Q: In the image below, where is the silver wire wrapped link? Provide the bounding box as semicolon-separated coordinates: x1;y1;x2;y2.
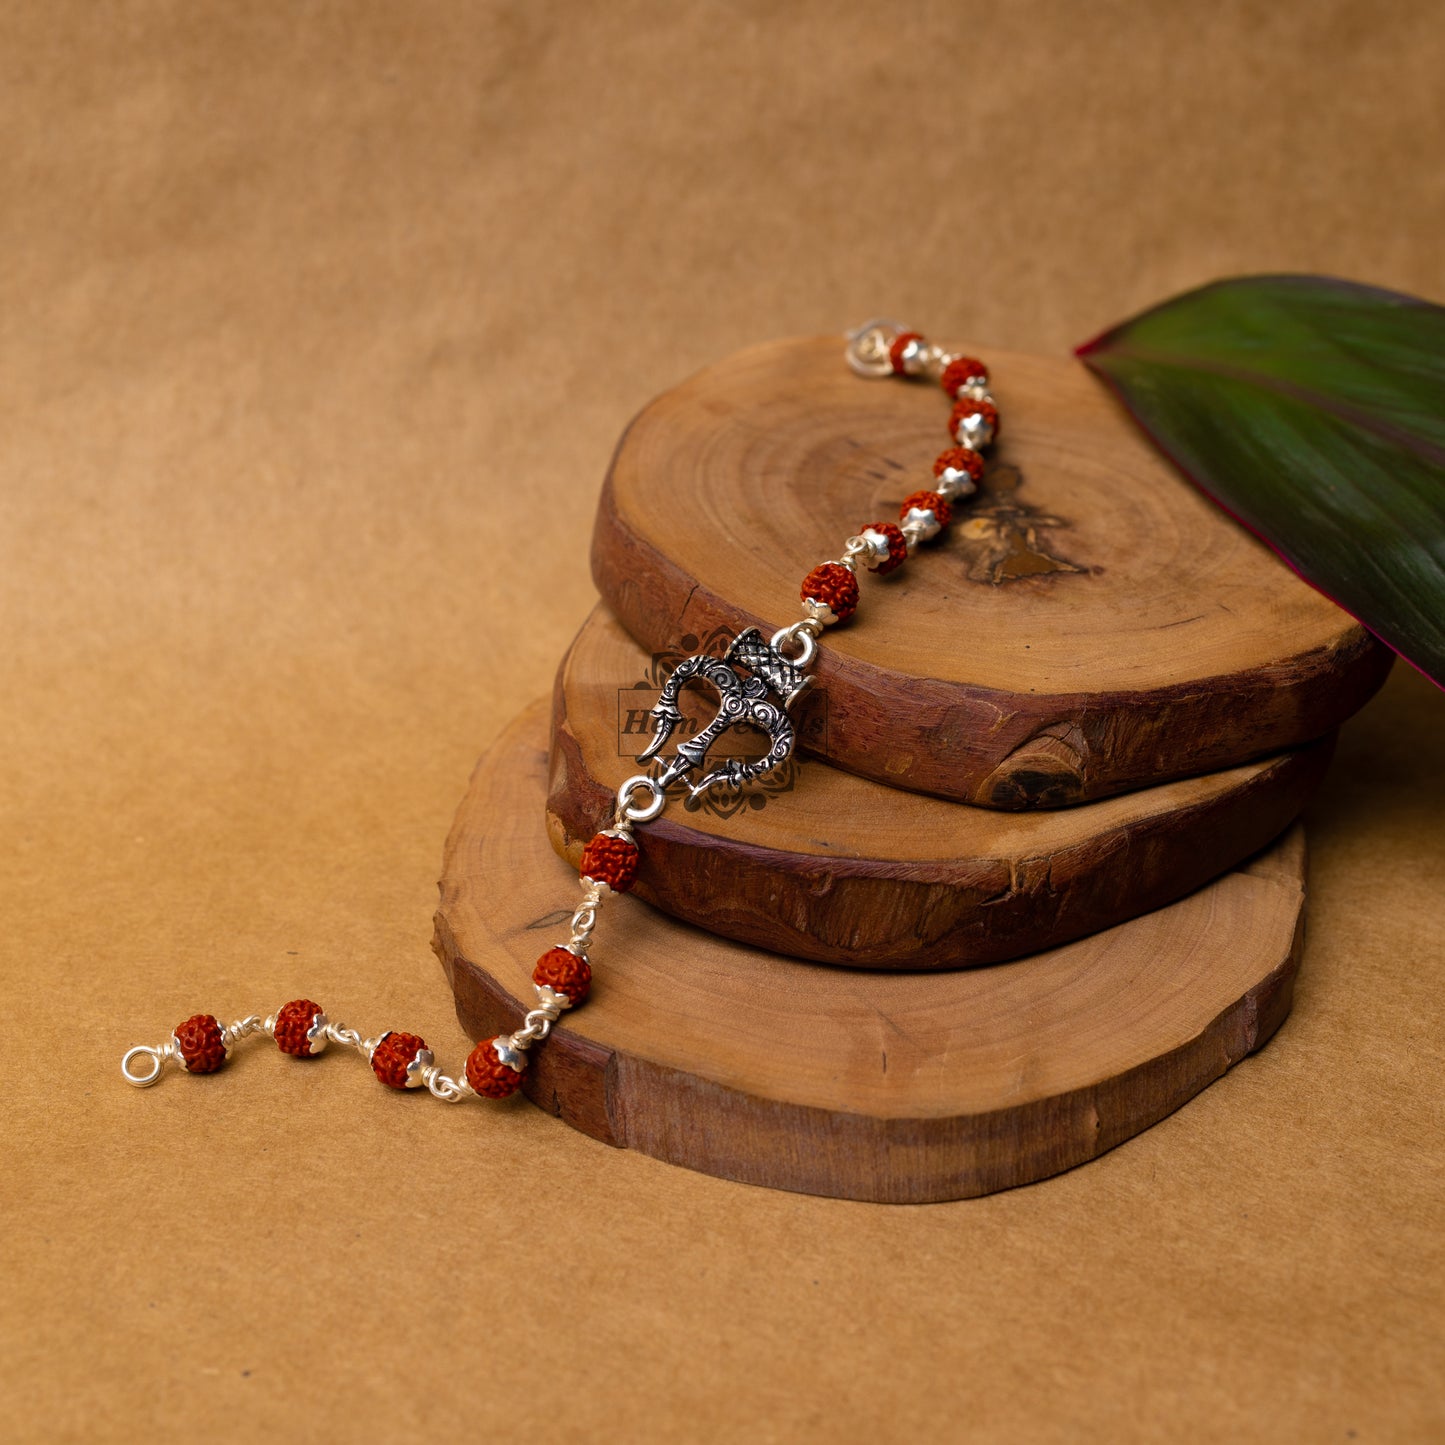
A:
569;878;606;950
615;775;665;825
510;991;569;1049
770;619;819;668
510;1015;552;1048
121;1039;177;1087
220;1014;271;1048
323;1023;369;1056
421;1065;467;1102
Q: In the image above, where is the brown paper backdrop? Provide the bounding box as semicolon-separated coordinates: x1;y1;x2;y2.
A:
3;3;1442;1440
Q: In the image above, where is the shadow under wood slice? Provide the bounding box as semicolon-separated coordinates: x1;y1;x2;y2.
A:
433;699;1308;1204
546;605;1330;970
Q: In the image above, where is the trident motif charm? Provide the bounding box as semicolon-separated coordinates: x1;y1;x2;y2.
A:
637;627;815;800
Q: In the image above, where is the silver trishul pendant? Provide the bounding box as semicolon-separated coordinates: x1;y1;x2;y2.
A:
637;627;813;800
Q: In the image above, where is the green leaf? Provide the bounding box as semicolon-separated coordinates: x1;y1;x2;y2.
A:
1077;275;1445;689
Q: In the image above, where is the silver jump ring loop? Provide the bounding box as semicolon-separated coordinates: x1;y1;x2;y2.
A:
844;318;906;377
769;622;818;668
121;1045;165;1088
615;773;666;824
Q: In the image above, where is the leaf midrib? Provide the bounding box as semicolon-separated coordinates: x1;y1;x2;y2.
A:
1099;344;1445;472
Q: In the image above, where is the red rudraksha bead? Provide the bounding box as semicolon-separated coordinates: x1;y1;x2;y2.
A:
859;521;908;574
274;998;326;1058
899;489;953;529
465;1037;526;1099
888;331;924;374
533;946;592;1005
940;356;989;398
800;562;860;624
950;397;1000;446
933;447;985;485
578;832;640;892
370;1030;429;1090
174;1014;228;1074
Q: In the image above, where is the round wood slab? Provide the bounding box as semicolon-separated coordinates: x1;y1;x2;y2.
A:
548;605;1330;969
591;334;1391;808
433;700;1308;1203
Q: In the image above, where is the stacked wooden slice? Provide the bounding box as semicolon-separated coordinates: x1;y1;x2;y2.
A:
435;336;1392;1202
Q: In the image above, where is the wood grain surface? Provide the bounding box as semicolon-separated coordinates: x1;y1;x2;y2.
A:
437;699;1308;1202
547;605;1331;968
592;335;1392;807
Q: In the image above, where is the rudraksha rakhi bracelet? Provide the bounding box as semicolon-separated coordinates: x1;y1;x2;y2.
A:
121;322;999;1103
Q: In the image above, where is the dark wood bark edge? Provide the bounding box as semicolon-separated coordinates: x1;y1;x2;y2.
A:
545;626;1331;968
430;704;1308;1204
434;892;1302;1204
591;445;1391;809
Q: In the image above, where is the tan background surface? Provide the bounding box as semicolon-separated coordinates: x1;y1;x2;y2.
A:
3;3;1442;1441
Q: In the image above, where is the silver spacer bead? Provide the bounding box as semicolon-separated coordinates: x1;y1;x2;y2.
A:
493;1036;529;1073
920;343;955;381
952;407;996;450
935;467;979;503
403;1046;435;1089
304;1010;330;1056
855;528;895;571
535;983;573;1012
896;334;931;377
904;505;942;539
801;594;838;627
900;508;940;549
